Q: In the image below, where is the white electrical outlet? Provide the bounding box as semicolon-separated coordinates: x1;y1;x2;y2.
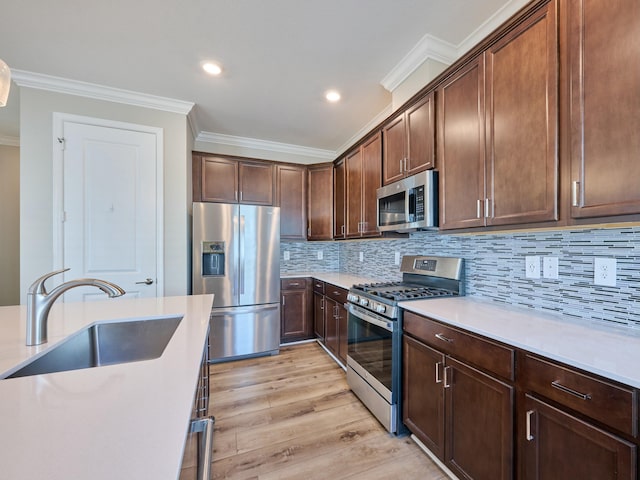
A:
359;252;364;262
394;252;401;265
543;257;559;279
594;257;616;287
525;256;541;279
317;250;323;260
283;251;290;261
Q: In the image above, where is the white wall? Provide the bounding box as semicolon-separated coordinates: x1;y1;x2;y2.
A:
0;144;20;305
19;88;190;302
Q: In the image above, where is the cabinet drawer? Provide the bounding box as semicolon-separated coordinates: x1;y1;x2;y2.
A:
403;311;514;381
325;284;348;304
520;354;637;437
312;279;325;294
281;278;308;290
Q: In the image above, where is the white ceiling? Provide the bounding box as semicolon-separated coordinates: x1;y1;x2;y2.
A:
0;0;529;155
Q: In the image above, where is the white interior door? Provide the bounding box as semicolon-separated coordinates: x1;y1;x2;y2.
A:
61;120;160;301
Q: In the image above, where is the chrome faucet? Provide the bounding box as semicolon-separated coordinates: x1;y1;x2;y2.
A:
26;268;126;346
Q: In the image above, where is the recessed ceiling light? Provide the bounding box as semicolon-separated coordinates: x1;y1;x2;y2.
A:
203;62;222;76
325;90;341;103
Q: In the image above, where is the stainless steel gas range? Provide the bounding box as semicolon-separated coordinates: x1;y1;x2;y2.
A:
346;255;464;434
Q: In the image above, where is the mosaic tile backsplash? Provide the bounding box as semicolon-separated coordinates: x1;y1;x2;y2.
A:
281;226;640;328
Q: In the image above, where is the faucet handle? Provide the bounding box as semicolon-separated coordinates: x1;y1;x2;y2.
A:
28;268;70;295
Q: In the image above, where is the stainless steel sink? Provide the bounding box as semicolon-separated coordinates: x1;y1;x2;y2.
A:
3;315;182;379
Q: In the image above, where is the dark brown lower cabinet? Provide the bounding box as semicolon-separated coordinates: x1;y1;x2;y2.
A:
313;290;325;341
445;357;513;480
522;394;636;479
320;283;348;366
280;278;312;343
403;334;513;480
324;297;339;356
403;335;445;459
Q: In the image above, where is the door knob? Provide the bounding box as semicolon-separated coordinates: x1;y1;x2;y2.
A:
135;278;154;285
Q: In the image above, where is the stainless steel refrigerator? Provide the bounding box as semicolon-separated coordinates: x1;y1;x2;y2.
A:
192;202;280;362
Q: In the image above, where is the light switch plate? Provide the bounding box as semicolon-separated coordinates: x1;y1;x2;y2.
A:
543;257;559;279
283;251;290;261
317;250;323;260
525;256;541;279
594;257;616;286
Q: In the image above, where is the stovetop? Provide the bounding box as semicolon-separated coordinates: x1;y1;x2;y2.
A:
347;256;464;319
352;281;458;301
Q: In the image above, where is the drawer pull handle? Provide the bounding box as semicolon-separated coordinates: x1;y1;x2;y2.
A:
289;282;300;286
435;362;442;384
526;410;535;441
551;381;592;400
435;333;453;343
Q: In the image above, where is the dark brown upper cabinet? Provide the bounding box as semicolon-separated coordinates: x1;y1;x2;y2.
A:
345;132;382;238
439;0;558;230
568;0;640;219
276;164;307;240
382;92;435;186
194;154;274;206
307;163;333;241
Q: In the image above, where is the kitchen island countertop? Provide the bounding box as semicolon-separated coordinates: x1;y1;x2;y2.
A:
0;294;213;480
401;297;640;389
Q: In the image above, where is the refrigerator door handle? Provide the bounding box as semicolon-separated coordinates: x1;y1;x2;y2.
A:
239;214;245;295
212;303;279;315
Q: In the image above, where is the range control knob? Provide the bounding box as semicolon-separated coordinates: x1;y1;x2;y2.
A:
375;304;386;314
359;298;369;307
347;293;358;303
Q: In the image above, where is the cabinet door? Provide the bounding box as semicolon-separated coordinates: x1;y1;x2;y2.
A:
239;161;274;205
438;56;487;230
382;114;406;185
485;1;558;225
313;291;325;341
337;302;348;366
277;165;306;239
308;164;333;240
445;356;513;480
522;394;636;480
201;156;238;203
324;297;339;357
333;159;346;239
569;0;640;218
403;335;446;459
360;132;382;237
406;92;436;175
345;147;363;238
281;290;306;342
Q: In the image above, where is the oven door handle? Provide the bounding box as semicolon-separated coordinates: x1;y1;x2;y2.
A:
347;303;393;332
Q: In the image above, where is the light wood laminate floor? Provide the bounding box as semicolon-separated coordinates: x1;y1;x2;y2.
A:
183;341;448;479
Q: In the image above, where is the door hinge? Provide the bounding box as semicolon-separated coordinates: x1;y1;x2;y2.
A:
57;137;65;150
60;211;67;223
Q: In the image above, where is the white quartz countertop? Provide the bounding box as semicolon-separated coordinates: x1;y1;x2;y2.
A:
281;272;380;290
0;294;214;480
400;297;640;389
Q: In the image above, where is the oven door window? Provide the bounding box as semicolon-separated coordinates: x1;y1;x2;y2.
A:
348;311;393;392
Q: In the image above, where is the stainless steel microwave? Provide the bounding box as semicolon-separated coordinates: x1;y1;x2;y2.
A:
376;170;438;232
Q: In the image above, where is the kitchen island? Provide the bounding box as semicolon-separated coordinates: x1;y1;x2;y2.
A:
0;294;213;480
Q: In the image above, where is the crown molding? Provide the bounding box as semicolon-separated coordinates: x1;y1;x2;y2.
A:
381;34;457;92
195;131;336;161
11;69;194;115
457;0;532;56
335;103;394;157
0;134;19;147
